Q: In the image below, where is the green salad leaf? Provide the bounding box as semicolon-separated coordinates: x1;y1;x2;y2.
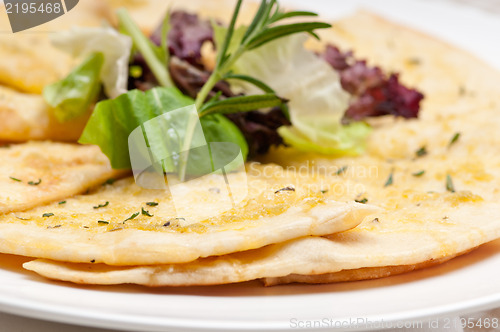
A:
200;114;248;160
43;52;103;123
79;87;193;169
79;87;248;174
278;121;371;156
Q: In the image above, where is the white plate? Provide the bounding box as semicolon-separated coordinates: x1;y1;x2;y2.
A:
2;0;500;331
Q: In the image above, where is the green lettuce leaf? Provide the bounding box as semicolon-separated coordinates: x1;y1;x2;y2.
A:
216;30;371;156
79;87;194;169
200;114;248;160
278;121;371;156
43;52;103;123
79;87;248;174
51;26;132;98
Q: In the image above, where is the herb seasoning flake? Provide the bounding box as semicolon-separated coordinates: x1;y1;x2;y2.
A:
275;186;295;194
141;207;153;217
415;146;428;158
28;179;42;186
123;212;139;223
449;133;461;147
336;166;348;175
384;172;394;187
355;198;368;204
93;201;109;209
446;174;456;193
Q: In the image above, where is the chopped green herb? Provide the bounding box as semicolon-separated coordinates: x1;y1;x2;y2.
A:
275;186;295;194
58;201;67;205
320;189;329;194
446;174;456;193
412;170;426;177
109;227;123;232
28;179;42;186
90;259;96;263
93;201;109;209
384;172;394;187
141;207;153;217
163;221;171;227
9;176;21;182
98;220;109;225
336;166;348;175
103;178;116;185
15;216;30;221
146;202;159;207
123;212;139;223
372;218;380;223
42;213;54;218
355;198;368;204
449;133;461;147
415;146;428;158
47;225;62;229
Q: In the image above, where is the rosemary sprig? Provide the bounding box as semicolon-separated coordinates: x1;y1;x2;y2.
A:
194;0;331;110
178;0;329;181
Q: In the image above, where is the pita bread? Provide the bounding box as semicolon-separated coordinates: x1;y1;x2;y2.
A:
0;142;123;214
23;10;500;285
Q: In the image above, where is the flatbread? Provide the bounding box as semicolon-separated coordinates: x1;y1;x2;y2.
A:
262;250;470;286
23;11;500;285
1;164;373;265
29;255;459;286
23;197;500;286
0;86;91;142
0;142;123;214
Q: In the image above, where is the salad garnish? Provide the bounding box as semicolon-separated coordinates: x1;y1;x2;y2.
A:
43;0;424;176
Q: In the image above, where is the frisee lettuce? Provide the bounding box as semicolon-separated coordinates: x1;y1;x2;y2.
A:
43;52;103;123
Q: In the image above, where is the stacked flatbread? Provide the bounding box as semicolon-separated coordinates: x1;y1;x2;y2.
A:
1;1;500;287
